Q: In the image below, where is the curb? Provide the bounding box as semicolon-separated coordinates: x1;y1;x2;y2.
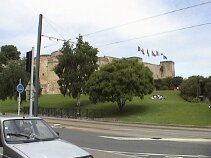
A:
43;116;211;132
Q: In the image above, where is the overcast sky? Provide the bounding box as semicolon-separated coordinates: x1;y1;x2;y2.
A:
1;0;211;78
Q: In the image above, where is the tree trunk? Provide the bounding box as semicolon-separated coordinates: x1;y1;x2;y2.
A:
117;99;126;112
76;93;81;107
76;93;81;117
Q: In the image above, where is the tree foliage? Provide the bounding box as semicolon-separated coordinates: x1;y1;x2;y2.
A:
0;45;30;100
204;77;211;101
0;60;29;100
0;45;20;60
0;53;7;72
172;76;183;88
86;59;154;112
54;35;98;107
154;76;183;90
179;76;204;102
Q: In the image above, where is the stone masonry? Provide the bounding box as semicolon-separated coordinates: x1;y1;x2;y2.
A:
38;51;175;94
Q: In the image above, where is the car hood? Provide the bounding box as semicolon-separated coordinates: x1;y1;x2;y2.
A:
9;139;90;158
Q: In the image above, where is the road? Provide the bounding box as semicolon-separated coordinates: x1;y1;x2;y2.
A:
58;128;211;158
46;117;211;158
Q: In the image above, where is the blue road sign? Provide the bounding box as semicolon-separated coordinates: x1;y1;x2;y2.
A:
17;83;24;93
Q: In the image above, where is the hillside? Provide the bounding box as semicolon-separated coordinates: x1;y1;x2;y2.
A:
0;90;210;126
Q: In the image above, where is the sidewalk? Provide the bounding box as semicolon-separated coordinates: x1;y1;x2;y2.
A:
43;116;211;131
43;116;211;139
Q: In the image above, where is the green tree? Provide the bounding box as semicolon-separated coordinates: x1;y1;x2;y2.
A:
86;59;154;112
179;76;204;102
0;60;29;100
0;45;20;60
54;35;98;107
154;76;183;90
0;53;7;72
204;77;211;101
172;76;183;88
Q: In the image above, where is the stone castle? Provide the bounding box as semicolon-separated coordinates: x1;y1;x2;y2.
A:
39;51;175;94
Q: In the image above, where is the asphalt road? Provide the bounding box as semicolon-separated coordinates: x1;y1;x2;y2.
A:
57;127;211;158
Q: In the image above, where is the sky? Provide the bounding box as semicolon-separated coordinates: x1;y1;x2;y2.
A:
0;0;211;78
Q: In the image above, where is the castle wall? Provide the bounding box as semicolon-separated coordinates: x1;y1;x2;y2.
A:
39;55;49;94
39;52;175;94
143;63;162;79
160;61;175;78
39;54;60;94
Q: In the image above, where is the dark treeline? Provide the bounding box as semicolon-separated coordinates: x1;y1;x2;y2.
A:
155;76;211;102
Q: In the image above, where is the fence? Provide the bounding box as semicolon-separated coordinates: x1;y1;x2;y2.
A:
22;107;106;119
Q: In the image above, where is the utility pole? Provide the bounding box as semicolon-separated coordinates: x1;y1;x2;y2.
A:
29;47;35;116
34;14;43;117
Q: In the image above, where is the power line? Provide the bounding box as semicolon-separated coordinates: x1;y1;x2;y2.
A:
97;21;211;47
43;16;66;40
82;0;211;37
42;34;77;44
42;34;66;42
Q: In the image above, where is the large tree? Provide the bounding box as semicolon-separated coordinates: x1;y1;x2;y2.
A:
0;45;30;100
54;35;98;107
172;76;183;88
179;76;204;101
86;59;154;112
0;45;20;60
0;60;29;100
0;53;7;72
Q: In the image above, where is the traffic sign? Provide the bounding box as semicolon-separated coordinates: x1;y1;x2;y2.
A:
17;83;24;93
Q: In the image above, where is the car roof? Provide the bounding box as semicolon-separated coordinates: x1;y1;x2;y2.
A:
0;115;41;122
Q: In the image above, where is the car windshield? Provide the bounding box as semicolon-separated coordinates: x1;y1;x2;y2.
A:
3;118;58;143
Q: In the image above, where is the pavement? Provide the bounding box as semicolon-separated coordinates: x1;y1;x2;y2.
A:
43;116;211;139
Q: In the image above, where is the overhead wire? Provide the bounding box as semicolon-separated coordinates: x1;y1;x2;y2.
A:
43;16;66;40
41;35;66;42
82;0;211;37
40;1;211;49
97;22;211;47
41;16;69;50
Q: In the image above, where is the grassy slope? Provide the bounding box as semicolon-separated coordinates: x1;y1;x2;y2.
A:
117;91;211;126
0;91;210;126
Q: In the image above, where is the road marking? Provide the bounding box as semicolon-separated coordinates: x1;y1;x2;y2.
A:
82;147;210;158
99;135;211;143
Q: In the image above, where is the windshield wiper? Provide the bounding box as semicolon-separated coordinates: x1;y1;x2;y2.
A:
6;133;41;141
7;133;30;139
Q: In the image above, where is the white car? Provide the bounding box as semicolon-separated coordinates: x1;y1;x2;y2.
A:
0;115;93;158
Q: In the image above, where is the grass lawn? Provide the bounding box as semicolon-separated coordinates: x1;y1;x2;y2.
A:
0;90;211;126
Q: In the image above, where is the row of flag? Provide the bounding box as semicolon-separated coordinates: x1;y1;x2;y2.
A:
138;46;167;59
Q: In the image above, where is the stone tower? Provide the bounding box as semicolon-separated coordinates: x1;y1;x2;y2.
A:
160;61;175;79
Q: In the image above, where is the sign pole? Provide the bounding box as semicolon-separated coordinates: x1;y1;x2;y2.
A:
18;78;21;116
17;79;24;116
29;47;35;116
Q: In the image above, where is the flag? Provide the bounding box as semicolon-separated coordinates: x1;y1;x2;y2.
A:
163;55;167;59
156;51;159;56
138;46;141;51
147;49;149;56
152;51;156;57
141;48;144;55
